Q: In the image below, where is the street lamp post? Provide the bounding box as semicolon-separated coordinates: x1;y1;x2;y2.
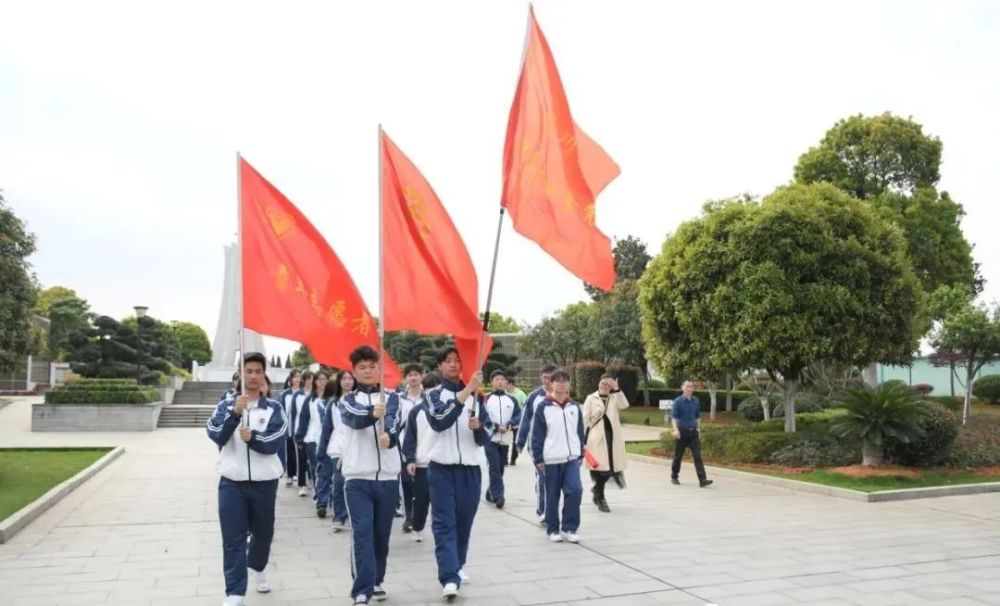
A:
134;306;148;383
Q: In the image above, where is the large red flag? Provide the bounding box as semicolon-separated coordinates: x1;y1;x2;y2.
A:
239;157;400;385
502;7;620;291
380;130;492;381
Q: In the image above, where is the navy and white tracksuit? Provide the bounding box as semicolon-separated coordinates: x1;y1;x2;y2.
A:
318;396;349;523
340;385;401;601
280;387;307;485
296;393;324;494
390;390;424;524
427;379;493;587
483;390;521;504
516;387;548;516
531;396;586;536
206;394;286;599
402;400;436;532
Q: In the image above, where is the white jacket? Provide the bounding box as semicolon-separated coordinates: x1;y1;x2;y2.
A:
206;395;287;482
339;386;402;481
427;379;493;466
483;391;522;446
530;397;586;466
402;402;436;468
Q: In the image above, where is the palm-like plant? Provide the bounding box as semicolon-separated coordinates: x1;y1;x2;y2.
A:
830;383;927;467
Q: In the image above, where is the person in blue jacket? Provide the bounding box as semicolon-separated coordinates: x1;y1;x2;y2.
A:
531;367;586;544
516;364;557;524
401;372;440;544
317;369;356;530
296;369;329;509
426;347;491;600
388;363;427;533
206;352;287;606
340;346;401;605
276;369;302;486
483;369;521;509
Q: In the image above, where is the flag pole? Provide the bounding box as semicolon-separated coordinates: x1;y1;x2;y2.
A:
236;153;247;443
476;207;505;369
377;125;386;431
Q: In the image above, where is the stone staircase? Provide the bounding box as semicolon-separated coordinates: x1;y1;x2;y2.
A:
157;381;230;428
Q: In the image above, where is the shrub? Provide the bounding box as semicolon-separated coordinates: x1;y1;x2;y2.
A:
640;378;666;389
607;364;641;403
45;389;159;404
574;361;606;397
774;398;824;418
885;402;959;467
648;388;753;412
972;375;1000;404
795;390;834;410
924;396;963;413
914;383;934;395
830;384;927;467
945;416;1000;468
881;379;911;390
660;425;796;464
769;436;861;467
738;395;782;422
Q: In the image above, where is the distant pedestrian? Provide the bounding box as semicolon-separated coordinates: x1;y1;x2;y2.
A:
582;375;628;512
670;381;712;488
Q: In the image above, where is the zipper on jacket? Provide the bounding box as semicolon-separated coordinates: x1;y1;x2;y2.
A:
455;390;464;465
373;391;383;481
246;409;253;481
561;404;573;463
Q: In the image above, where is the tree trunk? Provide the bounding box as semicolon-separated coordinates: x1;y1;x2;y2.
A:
783;379;799;433
964;368;974;425
862;362;878;387
861;439;884;467
950;363;956;398
708;382;718;420
725;373;733;412
761;395;771;421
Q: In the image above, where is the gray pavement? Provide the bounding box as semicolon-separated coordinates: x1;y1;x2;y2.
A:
1;396;999;605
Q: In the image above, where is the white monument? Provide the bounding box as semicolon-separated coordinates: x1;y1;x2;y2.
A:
195;244;287;382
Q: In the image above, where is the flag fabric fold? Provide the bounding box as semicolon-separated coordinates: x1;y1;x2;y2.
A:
501;7;620;291
239;157;400;385
380;130;492;380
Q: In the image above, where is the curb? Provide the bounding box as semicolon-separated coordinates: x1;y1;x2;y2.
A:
0;446;125;543
626;452;1000;503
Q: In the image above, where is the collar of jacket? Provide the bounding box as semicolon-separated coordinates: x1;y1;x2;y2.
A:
440;377;465;392
491;389;507;396
355;383;382;395
544;395;572;407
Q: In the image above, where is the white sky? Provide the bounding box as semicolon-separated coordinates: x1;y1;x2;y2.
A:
2;0;998;360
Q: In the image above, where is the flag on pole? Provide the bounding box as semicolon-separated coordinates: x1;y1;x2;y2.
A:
239;157;401;385
501;7;620;292
380;129;493;381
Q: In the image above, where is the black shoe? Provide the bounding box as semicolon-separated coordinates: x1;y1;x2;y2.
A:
593;492;602;506
597;498;610;513
402;520;413;533
700;479;714;488
485;492;493;504
671;478;680;485
316;507;327;519
495;499;505;509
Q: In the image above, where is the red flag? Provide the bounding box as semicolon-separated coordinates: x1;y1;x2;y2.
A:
239;157;400;385
380;130;492;380
502;8;620;291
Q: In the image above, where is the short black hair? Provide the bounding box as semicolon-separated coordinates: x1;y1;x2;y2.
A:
600;373;614;381
541;364;558;375
550;368;571;382
436;347;460;365
243;352;267;369
403;363;424;376
422;373;441;389
349;345;380;367
301;370;314;383
231;371;240;381
490;369;507;380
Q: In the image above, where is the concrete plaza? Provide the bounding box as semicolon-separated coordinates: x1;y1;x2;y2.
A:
1;396;998;605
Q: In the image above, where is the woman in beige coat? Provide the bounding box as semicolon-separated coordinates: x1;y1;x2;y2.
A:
582;375;629;512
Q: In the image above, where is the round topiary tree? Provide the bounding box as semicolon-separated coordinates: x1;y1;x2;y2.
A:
886;401;958;467
972;375;1000;404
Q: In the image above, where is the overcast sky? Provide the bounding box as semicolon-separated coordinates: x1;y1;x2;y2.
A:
2;0;998;360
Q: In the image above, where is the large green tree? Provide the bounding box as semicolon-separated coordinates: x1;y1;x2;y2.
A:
640;183;923;432
519;302;598;368
171;321;212;369
478;312;522;334
584;235;652;300
66;315;175;384
122;315;182;369
794;113;976;295
0;192;39;372
591;280;647;372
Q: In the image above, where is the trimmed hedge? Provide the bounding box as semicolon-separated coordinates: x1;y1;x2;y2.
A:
738;395;782;422
886;402;958;467
973;375;1000;404
945;416;1000;468
574;361;606;398
45;389;159;404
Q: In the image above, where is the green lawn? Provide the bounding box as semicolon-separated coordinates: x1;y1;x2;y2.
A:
624;440;1000;492
0;449;110;521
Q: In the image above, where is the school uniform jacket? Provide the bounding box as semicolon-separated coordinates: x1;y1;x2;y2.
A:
401;401;435;468
295;394;325;444
530;396;586;466
515;387;546;452
427;378;494;466
206;393;287;482
339;384;401;481
483;390;522;447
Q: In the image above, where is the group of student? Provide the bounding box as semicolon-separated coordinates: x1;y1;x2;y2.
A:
207;347;636;606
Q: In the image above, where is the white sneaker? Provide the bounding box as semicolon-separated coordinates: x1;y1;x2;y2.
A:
253;569;270;593
549;533;563;543
442;582;459;598
285;477;293;486
412;530;424;542
223;596;245;606
373;584;387;601
458;568;469;583
537;514;546;526
353;596;368;605
298;487;308;497
561;531;580;543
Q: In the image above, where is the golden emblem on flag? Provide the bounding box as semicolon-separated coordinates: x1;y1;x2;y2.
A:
265;208;294;239
403;186;432;239
273;264;290;293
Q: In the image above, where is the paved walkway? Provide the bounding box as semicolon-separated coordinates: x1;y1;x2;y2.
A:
1;396;999;605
